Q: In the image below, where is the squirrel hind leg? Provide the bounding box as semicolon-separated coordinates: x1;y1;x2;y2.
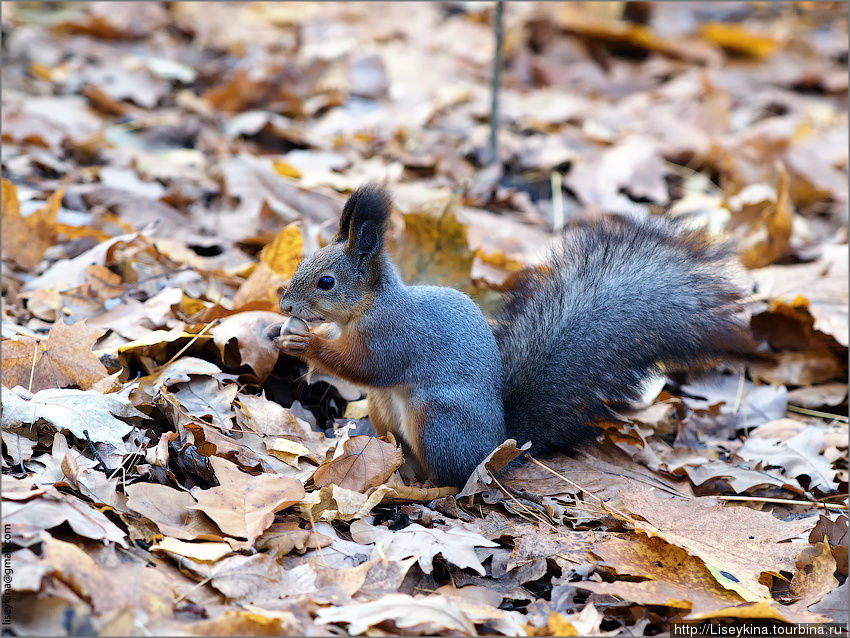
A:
419;399;505;489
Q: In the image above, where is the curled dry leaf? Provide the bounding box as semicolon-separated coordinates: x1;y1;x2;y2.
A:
738;425;839;493
212;311;284;380
4;489;127;546
790;542;839;610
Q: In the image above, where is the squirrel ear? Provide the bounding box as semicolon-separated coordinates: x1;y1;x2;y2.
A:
352;221;381;258
341;184;392;258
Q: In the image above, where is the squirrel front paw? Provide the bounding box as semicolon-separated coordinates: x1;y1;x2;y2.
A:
269;317;312;356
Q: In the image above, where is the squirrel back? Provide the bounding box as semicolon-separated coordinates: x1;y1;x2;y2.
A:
494;215;751;455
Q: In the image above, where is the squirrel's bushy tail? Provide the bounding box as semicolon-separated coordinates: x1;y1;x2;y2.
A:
494;216;752;455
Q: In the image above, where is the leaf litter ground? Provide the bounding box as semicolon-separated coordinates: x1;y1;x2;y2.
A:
1;2;847;636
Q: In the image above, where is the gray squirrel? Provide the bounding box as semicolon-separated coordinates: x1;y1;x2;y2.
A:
267;184;750;488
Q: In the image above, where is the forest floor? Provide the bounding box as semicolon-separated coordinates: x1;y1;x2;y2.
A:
1;2;848;636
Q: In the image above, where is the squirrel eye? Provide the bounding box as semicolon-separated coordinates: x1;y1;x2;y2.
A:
317;275;335;290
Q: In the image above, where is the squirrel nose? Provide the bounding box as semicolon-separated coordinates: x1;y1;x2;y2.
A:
281;302;294;314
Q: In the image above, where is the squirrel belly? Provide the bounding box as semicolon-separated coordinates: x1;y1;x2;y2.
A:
275;184;750;489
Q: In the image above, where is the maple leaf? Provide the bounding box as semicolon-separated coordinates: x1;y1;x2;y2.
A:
1;179;63;270
2;320;109;393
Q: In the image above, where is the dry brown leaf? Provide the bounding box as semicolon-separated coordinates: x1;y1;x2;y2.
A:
312;435;403;493
581;534;744;615
315;593;477;635
255;521;332;555
212;311;283;380
507;528;595;571
1;179;63;270
790;541;839;609
124;482;222;540
750;244;848;347
2;320;108;393
749;349;844;387
189;455;305;544
620;489;817;602
699;22;781;58
729;167;793;268
185;609;305;636
809;514;848;577
231;263;288;310
541;604;605;637
458;439;526;498
235;393;309;437
395;191;476;289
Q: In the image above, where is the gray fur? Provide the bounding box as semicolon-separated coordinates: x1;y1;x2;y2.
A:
281;186;750;488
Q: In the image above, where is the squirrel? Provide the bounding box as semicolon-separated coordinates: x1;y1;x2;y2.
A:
268;184;751;488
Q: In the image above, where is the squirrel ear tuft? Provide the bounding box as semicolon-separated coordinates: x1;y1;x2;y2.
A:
338;184;392;257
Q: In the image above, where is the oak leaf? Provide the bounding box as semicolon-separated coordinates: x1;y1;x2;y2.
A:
1;386;147;453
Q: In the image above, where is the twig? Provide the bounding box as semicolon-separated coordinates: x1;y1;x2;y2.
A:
787;404;848;423
716;495;848;511
83;429;112;474
487;0;505;165
156;319;218;371
528;456;642;523
489;473;560;533
551;171;564;232
27;340;39;393
174;576;213;605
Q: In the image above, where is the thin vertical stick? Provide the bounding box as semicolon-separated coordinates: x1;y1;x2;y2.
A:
488;0;505;165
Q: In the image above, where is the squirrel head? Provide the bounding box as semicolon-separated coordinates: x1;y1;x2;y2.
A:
280;184;392;324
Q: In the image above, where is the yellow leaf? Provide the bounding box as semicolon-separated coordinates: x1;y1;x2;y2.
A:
260;223;303;278
700;22;780;59
272;160;302;179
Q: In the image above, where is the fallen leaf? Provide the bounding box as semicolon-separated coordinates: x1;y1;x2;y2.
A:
620;489;817;602
579;534;744;616
2;320;109;393
1;179;63;270
1;386;147;453
315;593;477;636
349;518;498;576
4;490;127;546
212;311;283;380
151;537;233;563
124;482;222;540
312;435;403;493
738;426;839;493
189;456;305;544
